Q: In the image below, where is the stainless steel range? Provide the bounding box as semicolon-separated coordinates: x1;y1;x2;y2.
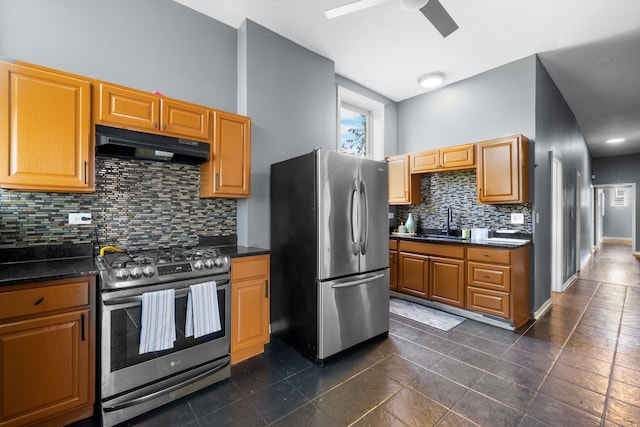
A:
96;246;231;427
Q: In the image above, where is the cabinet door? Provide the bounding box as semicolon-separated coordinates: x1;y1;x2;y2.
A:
0;310;90;427
410;149;439;173
440;144;475;170
231;255;270;364
0;62;92;192
398;252;429;298
95;82;159;132
389;250;397;290
429;257;465;308
388;154;420;205
477;135;528;203
161;99;210;141
201;111;251;198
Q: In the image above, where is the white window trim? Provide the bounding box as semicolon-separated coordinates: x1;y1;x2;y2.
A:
337;86;385;160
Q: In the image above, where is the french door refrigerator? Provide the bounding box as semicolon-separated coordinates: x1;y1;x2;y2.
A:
271;148;389;364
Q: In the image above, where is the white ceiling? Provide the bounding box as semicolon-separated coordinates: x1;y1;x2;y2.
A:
176;0;640;158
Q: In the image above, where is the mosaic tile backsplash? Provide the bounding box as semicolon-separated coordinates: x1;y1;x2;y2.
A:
0;157;236;250
396;170;532;233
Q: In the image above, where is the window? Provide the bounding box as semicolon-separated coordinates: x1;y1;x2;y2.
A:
339;103;369;157
612;187;628;207
337;86;385;160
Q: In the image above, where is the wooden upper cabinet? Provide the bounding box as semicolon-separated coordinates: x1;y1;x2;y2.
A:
0;61;93;192
477;135;529;204
94;82;210;142
410;149;439;172
411;144;475;174
162;98;210;141
200;110;251;198
388;154;420;205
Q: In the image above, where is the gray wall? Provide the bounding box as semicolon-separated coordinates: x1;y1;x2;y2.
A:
593;154;640;248
236;20;337;248
603;188;633;238
534;57;592;309
398;56;536;153
0;0;238;112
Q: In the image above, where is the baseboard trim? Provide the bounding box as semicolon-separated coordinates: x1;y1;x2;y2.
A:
563;274;578;292
534;299;552;320
602;237;633;244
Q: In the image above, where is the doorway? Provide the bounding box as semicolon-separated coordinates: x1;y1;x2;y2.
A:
551;153;563;293
592;183;636;254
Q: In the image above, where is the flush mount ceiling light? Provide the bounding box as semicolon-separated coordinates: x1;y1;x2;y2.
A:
419;72;445;88
606;137;625;144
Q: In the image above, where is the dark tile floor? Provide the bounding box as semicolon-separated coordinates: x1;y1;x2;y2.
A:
74;243;640;426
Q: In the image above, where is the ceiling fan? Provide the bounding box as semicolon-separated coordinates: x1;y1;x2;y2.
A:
325;0;459;38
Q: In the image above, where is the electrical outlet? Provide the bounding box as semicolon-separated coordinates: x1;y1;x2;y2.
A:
388;212;394;219
511;213;524;224
69;213;91;225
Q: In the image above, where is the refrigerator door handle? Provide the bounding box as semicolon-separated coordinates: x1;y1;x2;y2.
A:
359;179;368;255
330;273;386;288
350;179;360;255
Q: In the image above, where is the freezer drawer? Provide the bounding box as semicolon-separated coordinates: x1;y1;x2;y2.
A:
318;270;389;360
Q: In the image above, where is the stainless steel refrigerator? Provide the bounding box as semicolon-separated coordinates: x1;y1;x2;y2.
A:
270;148;389;364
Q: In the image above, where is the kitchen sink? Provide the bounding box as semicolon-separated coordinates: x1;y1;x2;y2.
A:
419;234;469;241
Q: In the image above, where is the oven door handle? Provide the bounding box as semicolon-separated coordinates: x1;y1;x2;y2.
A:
103;287;189;305
102;357;230;412
102;281;229;305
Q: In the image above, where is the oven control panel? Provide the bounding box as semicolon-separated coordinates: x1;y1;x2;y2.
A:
157;263;193;276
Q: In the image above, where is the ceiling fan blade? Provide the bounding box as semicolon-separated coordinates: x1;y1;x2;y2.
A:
325;0;391;19
420;0;458;37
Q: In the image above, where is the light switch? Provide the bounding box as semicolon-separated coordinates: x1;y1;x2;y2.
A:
511;213;524;224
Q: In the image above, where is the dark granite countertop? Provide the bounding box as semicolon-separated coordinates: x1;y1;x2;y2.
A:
224;245;270;258
0;243;98;288
389;233;531;249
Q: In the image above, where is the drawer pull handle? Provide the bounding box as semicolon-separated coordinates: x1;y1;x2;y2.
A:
483;254;490;257
34;297;45;306
483;275;491;279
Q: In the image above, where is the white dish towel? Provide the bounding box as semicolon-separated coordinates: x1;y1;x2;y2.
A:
139;289;176;354
186;281;221;339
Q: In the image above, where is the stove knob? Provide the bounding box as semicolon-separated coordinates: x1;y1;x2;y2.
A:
194;260;205;270
204;259;215;269
213;257;224;269
130;267;143;279
142;266;155;277
115;269;130;280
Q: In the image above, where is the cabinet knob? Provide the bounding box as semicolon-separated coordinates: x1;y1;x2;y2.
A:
154;122;158;128
163;123;167;130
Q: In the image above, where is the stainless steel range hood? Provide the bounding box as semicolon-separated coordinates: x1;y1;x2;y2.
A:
95;125;210;164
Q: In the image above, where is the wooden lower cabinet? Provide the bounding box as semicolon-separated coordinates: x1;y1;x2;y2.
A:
398;252;429;297
466;245;530;328
231;254;270;364
398;241;464;306
0;277;95;427
429;257;465;308
389;239;398;291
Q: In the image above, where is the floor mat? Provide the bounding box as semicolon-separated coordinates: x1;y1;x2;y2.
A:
390;298;466;331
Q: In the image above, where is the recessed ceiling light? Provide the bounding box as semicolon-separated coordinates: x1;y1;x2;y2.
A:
606;137;625;144
419;72;445;88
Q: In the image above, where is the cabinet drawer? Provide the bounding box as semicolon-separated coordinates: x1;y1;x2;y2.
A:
0;280;90;321
399;241;464;259
467;262;511;292
467;247;511;264
232;255;270;281
389;239;398;250
467;286;510;318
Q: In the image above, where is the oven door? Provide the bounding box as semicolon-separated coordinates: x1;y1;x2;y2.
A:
100;276;230;399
